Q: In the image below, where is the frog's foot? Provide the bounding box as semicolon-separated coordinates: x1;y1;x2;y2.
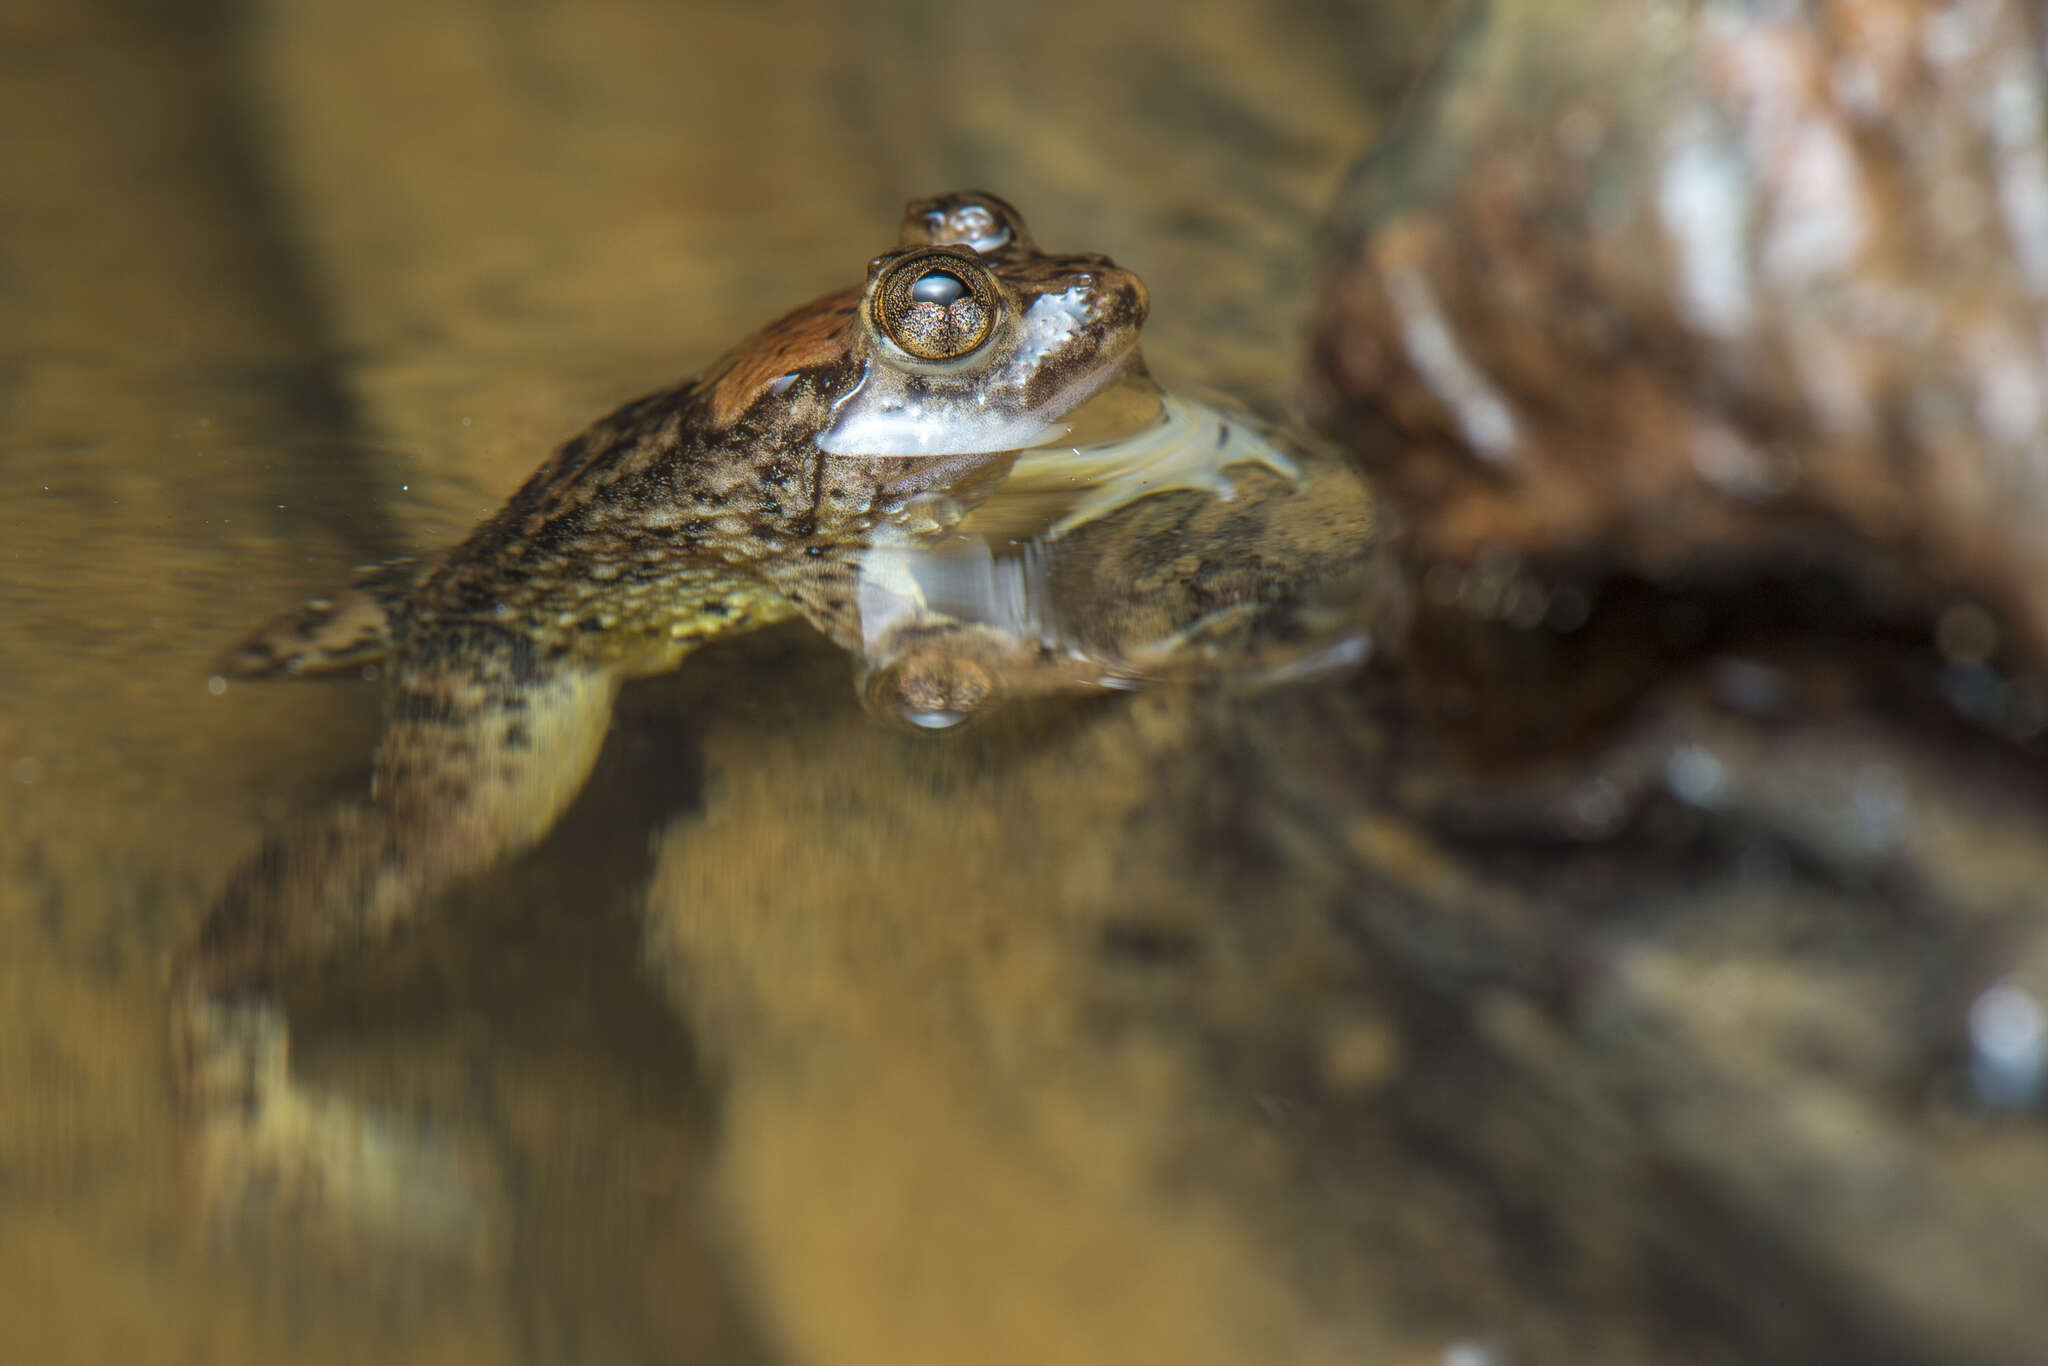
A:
1016;390;1304;540
175;642;620;1260
176;986;503;1264
217;556;427;678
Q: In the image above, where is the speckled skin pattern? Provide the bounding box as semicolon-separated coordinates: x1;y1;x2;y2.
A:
176;193;1147;1098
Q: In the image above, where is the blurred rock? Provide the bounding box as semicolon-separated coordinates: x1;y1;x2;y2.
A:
1305;0;2048;681
1288;7;2048;1362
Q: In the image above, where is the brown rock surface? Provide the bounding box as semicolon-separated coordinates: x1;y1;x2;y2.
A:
1293;4;2048;1361
1307;0;2048;680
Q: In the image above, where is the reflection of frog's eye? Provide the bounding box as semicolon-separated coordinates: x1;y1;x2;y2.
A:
874;252;996;362
921;206;1011;254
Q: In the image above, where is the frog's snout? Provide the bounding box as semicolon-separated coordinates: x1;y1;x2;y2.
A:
1075;258;1147;333
1072;253;1149;325
1123;270;1150;327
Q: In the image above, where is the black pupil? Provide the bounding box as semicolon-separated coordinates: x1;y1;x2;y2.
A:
909;270;968;306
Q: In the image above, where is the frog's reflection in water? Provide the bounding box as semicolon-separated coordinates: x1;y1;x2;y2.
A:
169;196;1378;1329
855;371;1370;730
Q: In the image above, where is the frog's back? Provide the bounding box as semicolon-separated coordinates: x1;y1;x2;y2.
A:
230;342;853;682
414;382;707;620
212;192;1147;684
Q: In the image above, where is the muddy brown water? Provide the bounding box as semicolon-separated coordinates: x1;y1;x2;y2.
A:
0;2;1428;1362
22;4;2044;1364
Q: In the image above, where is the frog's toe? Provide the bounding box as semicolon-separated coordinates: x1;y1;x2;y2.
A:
217;591;392;678
174;986;288;1113
215;556;425;679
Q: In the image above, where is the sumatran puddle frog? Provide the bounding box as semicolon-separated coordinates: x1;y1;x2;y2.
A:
173;192;1148;1215
174;192;1344;1234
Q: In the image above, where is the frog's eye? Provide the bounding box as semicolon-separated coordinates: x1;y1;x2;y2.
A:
873;252;997;362
910;271;967;305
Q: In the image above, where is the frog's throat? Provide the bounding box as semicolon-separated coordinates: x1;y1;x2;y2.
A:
816;287;1133;458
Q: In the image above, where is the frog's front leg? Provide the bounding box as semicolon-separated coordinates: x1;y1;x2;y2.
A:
173;626;619;1249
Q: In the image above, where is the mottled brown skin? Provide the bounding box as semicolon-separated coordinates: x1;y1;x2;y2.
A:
177;193;1147;1115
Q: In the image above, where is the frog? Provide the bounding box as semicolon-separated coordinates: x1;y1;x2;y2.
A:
172;192;1149;1169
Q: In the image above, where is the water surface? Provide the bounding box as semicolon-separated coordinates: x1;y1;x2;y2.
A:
0;2;1411;1361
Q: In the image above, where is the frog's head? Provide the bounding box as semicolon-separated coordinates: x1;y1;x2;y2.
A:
819;191;1148;457
700;193;1147;460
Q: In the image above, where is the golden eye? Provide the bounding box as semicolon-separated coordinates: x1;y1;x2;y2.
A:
873;251;996;361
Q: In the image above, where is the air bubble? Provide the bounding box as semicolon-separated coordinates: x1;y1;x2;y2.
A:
1968;983;2048;1112
1665;745;1726;807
